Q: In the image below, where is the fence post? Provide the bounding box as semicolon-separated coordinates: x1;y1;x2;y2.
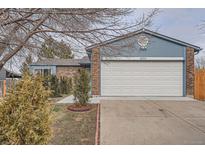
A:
195;69;199;100
3;80;6;97
194;69;205;101
194;69;197;99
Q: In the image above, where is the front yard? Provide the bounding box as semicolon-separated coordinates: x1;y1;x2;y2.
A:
49;104;97;145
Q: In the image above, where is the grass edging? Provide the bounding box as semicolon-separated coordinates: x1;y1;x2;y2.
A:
95;103;100;145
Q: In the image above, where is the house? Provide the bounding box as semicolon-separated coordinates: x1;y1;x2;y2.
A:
86;28;202;97
29;56;90;78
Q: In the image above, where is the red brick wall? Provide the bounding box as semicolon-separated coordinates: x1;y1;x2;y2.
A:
91;48;100;95
90;46;195;96
56;66;80;78
186;47;195;96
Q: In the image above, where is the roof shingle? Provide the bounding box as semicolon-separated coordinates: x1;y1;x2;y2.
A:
30;57;90;66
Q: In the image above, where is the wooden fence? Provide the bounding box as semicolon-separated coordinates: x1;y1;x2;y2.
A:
0;80;6;97
194;69;205;101
0;79;18;97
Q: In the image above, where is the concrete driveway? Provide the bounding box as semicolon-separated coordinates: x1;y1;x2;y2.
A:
100;100;205;144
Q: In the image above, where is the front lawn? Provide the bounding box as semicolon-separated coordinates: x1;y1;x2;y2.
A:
49;104;97;145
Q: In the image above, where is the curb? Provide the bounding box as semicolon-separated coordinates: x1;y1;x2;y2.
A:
95;103;100;145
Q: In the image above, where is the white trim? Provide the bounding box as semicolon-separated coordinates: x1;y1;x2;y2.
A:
101;57;184;61
86;29;202;51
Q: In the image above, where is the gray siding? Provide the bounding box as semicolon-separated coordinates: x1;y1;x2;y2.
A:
0;69;6;80
100;32;185;58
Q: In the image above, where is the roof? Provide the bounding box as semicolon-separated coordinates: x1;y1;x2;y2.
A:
0;67;21;78
85;28;202;52
6;69;21;78
30;56;90;66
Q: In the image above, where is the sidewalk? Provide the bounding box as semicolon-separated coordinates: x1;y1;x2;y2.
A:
56;95;100;104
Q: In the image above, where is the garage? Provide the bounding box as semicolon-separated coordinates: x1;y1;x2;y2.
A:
101;60;183;96
86;29;201;97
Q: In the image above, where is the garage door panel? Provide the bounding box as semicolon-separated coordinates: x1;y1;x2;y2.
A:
101;61;183;96
101;86;182;96
102;72;182;76
101;61;182;69
102;85;183;90
102;76;183;84
102;81;182;86
102;86;183;96
102;61;181;67
102;67;181;72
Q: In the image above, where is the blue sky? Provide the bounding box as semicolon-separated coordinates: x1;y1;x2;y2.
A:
142;8;205;57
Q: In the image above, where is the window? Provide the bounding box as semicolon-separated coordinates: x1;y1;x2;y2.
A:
34;69;51;76
34;69;42;75
43;69;51;76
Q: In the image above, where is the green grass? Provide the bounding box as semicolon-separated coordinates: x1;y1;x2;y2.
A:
49;104;97;145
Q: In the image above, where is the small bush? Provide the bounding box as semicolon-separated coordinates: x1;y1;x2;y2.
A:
45;75;72;97
50;75;61;97
0;74;52;145
59;76;72;95
73;69;90;106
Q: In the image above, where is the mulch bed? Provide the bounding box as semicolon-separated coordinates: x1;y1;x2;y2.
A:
67;103;93;112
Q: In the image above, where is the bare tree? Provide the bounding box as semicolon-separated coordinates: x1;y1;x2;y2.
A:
195;56;205;68
196;20;205;69
0;8;158;70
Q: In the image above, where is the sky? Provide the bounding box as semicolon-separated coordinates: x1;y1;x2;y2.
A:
142;8;205;58
76;8;205;58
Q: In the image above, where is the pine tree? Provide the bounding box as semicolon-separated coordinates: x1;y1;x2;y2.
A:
73;69;90;106
39;37;74;59
0;74;52;144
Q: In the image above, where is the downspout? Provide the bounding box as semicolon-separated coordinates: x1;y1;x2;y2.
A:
183;47;186;96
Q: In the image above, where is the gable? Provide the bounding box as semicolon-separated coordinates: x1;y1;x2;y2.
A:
99;32;186;58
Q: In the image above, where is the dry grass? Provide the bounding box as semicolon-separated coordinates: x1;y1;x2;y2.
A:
49;104;97;145
48;94;69;103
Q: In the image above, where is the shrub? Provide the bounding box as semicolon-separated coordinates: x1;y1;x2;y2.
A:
45;75;72;97
49;75;61;97
73;69;90;106
0;74;52;144
59;76;72;95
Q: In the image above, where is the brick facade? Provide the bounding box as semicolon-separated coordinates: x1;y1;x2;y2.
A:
186;47;195;96
56;66;80;78
91;48;100;95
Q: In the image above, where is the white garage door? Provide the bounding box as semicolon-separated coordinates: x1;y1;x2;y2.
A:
101;61;183;96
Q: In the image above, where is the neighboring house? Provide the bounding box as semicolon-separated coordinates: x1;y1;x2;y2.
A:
0;67;21;97
86;28;202;97
0;67;21;80
29;56;90;78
